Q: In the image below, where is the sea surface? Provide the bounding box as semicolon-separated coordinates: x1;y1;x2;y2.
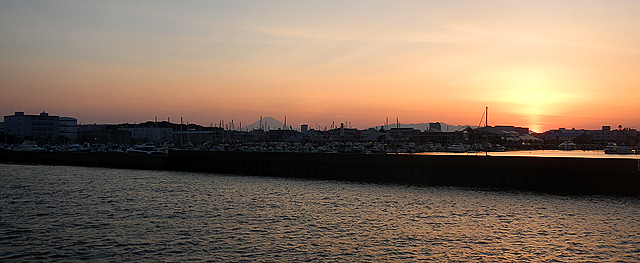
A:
1;163;640;262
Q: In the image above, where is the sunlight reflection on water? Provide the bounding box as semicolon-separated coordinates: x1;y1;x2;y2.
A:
1;163;639;262
417;150;640;159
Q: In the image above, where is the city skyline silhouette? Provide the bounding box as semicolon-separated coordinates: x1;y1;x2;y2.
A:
2;1;639;133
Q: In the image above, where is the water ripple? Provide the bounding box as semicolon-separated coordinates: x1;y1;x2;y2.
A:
1;163;640;261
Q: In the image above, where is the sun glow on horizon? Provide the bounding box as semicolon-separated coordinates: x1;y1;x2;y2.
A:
473;66;599;132
1;1;639;131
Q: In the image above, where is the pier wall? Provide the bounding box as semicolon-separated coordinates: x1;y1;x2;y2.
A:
168;151;640;196
2;149;639;195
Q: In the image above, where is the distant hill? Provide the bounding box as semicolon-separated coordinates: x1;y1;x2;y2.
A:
241;117;472;132
243;117;288;131
373;123;473;132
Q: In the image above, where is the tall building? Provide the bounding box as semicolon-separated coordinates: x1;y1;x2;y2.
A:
4;112;60;143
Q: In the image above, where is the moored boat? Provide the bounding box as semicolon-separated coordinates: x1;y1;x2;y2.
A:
604;143;635;154
12;141;46;152
126;143;165;155
66;144;90;152
446;143;467;153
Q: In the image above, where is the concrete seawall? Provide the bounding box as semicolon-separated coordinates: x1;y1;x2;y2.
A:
168;151;640;196
2;149;639;196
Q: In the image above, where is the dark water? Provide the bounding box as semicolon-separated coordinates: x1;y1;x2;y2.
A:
1;164;640;262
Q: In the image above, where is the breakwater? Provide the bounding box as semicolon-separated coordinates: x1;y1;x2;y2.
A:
2;149;639;195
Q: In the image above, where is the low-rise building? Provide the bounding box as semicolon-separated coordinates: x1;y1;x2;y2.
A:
119;127;173;144
582;126;615;143
77;124;132;145
541;128;585;143
4;112;60;143
389;128;421;141
59;117;78;143
493;125;530;135
541;126;638;147
267;129;299;142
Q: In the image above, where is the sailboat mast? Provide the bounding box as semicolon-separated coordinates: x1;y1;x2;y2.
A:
485;106;488;128
485;106;488;156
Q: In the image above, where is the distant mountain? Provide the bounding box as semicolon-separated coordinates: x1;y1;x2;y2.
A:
243;117;288;131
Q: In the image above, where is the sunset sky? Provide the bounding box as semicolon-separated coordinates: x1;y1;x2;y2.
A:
1;0;639;132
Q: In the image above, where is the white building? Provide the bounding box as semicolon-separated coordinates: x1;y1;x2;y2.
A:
584;126;615;143
4;112;59;142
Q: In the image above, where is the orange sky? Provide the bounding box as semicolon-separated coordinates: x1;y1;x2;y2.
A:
1;1;639;132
